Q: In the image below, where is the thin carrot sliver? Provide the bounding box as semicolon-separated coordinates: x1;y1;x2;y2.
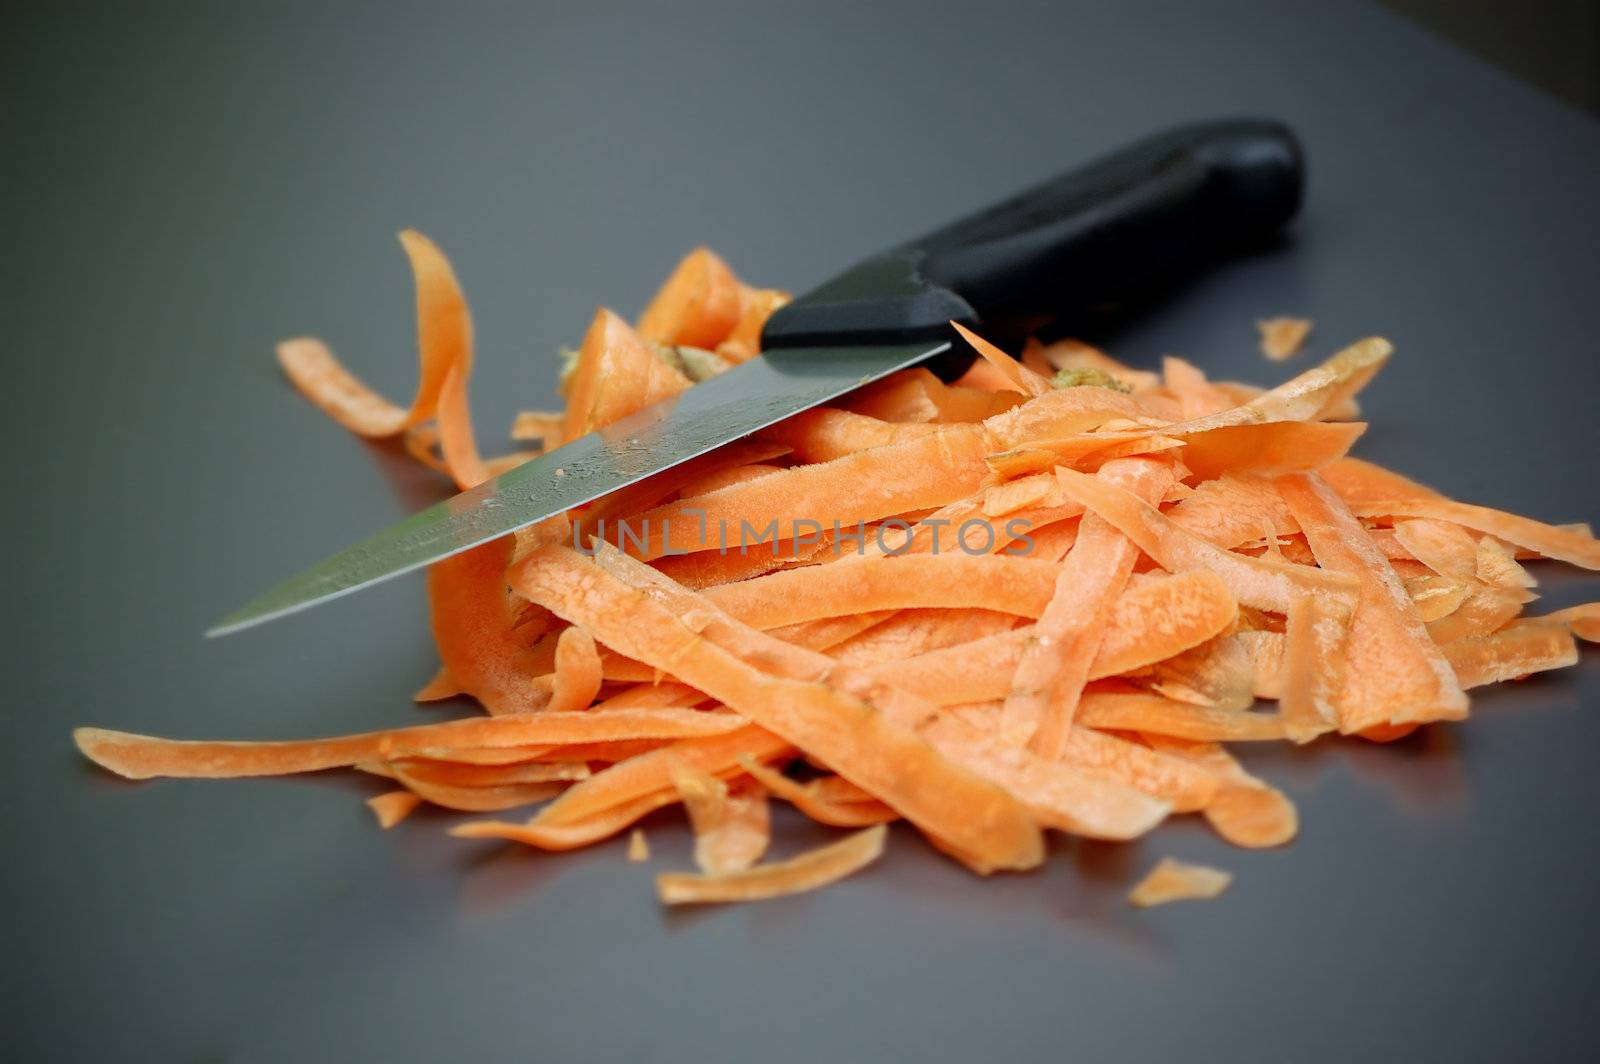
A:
950;322;1053;397
390;765;566;813
629;425;992;559
546;627;603;713
627;828;650;862
636;247;743;349
1140;632;1257;711
759;407;940;463
1426;582;1528;643
1319;456;1443;505
388;758;590;788
1166;336;1391;434
1277;473;1468;732
1441;622;1579;688
73;708;744;781
1051;725;1220;813
453;789;685;851
675;462;786;499
578;439;790;546
1475;536;1536;590
828;608;1017;668
656;824;887;905
1279;594;1349;743
846;367;1022;423
1349;498;1600;570
737;756;899;827
1077;692;1285;741
536;725;791;829
1392;519;1478;582
1404;573;1472;623
274;231;459;437
982;386;1157;447
703;553;1063;628
1174;420;1366;480
1540;602;1600;643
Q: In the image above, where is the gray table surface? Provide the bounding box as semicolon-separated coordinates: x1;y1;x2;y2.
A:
7;1;1600;1060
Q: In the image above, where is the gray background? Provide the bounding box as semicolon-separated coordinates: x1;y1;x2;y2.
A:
5;1;1599;1060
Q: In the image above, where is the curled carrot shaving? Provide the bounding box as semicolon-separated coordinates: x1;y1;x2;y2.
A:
546;627;603;713
704;553;1063;629
846;367;1023;423
1541;603;1600;643
950;322;1053;397
1278;473;1468;732
1077;693;1286;742
427;537;553;716
737;756;899;828
759;408;940;463
1393;519;1479;582
1279;594;1349;743
275;232;489;488
1351;498;1600;570
388;765;566;813
535;725;791;830
636;247;743;349
670;760;772;874
629;426;993;558
74;708;744;780
565;308;691;441
656;825;887;905
1442;622;1578;687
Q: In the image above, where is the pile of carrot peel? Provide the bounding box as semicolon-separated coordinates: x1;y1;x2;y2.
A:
76;234;1600;907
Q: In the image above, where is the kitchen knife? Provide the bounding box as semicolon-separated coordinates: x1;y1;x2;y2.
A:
209;118;1302;636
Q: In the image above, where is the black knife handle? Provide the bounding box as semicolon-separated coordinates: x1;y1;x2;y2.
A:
760;119;1303;357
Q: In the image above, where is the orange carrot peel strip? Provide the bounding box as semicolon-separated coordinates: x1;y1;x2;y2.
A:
1053;466;1357;613
1277;473;1468;732
656;824;887;905
74;708;744;781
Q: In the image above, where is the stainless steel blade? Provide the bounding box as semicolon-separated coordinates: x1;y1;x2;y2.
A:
208;340;950;636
